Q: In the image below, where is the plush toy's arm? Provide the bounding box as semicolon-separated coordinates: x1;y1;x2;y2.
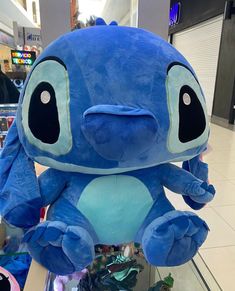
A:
182;155;212;209
158;163;215;206
38;168;67;207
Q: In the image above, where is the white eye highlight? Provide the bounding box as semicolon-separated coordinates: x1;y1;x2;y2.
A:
40;91;51;104
183;93;191;105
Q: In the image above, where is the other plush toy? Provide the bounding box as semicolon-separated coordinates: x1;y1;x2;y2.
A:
0;266;20;291
0;19;215;275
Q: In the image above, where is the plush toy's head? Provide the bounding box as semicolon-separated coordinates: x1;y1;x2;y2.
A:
16;22;209;174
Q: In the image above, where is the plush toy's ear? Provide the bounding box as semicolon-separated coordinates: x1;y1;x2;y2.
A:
0;122;42;228
0;122;21;191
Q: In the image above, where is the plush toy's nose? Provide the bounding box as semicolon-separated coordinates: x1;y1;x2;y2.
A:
81;105;158;162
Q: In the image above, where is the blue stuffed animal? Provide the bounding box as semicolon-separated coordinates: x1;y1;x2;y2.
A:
0;20;215;275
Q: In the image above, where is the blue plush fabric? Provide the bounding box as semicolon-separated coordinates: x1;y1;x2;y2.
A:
0;254;32;288
0;22;215;275
182;155;215;210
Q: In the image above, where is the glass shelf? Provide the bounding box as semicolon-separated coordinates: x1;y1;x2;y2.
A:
44;246;222;291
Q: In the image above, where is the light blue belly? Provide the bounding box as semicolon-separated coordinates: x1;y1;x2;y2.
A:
77;175;153;244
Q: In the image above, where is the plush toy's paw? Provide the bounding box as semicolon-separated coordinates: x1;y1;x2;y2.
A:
23;221;95;275
142;210;208;266
185;181;215;204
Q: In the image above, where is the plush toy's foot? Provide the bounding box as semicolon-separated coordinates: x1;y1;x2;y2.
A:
142;210;208;266
23;221;95;275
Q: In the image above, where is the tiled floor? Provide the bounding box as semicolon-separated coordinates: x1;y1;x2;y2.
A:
166;123;235;291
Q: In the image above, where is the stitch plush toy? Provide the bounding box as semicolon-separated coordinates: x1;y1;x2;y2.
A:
0;19;215;275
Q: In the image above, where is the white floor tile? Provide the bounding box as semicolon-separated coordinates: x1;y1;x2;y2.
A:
208;168;228;182
200;246;235;291
197;207;235;249
209;163;235;180
203;150;235;164
229;179;235;186
193;254;222;291
213;205;235;230
209;180;235;207
158;262;208;291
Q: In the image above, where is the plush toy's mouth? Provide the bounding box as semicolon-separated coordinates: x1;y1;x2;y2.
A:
81;105;158;162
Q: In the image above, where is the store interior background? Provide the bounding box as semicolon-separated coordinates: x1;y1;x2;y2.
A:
0;0;235;290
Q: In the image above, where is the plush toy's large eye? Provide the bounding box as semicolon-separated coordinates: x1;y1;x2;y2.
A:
22;59;72;155
166;64;209;154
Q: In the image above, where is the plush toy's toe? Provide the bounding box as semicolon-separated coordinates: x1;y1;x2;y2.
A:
142;210;208;266
23;221;95;275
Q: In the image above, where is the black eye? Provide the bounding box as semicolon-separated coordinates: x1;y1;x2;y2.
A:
28;82;60;144
179;85;206;143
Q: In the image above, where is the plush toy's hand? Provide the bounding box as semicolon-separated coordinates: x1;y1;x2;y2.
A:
184;181;215;204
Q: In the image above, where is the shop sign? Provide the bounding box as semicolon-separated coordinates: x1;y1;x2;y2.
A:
11;50;36;66
24;27;42;46
13;22;42;47
169;2;181;26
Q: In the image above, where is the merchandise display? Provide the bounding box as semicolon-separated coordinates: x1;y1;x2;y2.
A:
0;104;17;149
0;19;215;275
47;246;169;291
